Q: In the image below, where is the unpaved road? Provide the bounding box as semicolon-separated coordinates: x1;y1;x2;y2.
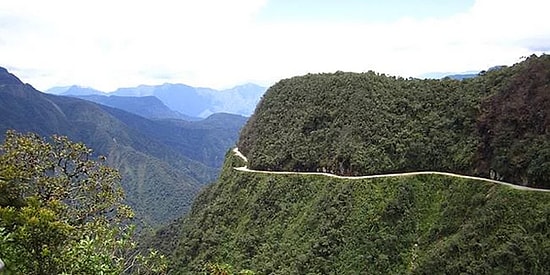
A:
232;148;550;192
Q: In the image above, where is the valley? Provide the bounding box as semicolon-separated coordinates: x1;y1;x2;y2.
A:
0;67;248;228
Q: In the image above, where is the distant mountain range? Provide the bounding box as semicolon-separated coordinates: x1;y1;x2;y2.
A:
421;65;508;80
419;71;480;80
0;67;248;228
75;94;196;120
46;83;267;118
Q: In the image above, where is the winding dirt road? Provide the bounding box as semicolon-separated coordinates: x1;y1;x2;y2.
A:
232;148;550;192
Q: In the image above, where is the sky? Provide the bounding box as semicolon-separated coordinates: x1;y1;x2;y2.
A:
1;0;549;92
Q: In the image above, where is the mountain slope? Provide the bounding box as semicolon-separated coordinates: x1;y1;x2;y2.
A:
239;54;550;188
0;68;245;227
111;83;266;118
239;71;481;176
157;55;550;273
73;94;193;120
476;57;550;187
99;107;247;169
162;152;550;274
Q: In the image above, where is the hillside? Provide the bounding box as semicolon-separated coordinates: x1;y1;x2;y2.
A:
101;108;247;168
74;94;194;120
157;55;550;273
0;68;246;227
239;55;550;188
162;152;550;274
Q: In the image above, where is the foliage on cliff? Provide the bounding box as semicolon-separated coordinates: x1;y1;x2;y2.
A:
162;153;550;274
239;54;550;188
0;131;166;274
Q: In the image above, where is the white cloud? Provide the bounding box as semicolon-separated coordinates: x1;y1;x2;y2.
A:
0;0;548;91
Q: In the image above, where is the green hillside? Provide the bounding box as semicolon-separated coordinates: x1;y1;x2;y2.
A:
164;153;550;274
0;69;246;227
239;54;550;188
159;55;550;273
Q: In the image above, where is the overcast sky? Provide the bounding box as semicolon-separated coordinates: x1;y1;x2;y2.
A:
1;0;549;91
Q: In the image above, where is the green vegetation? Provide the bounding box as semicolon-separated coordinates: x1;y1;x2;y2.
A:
0;130;166;274
163;153;550;274
3;53;549;273
476;56;550;188
204;263;255;275
240;71;479;175
0;71;246;228
239;54;550;188
156;55;550;273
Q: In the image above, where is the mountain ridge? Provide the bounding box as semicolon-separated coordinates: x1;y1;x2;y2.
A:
160;148;550;274
238;54;550;188
72;94;195;120
157;54;550;273
0;67;247;227
45;82;267;118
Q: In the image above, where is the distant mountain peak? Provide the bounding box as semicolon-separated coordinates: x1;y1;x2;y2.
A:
64;85;104;96
45;85;104;96
48;81;267;118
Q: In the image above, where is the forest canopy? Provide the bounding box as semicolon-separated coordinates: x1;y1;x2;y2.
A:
0;130;166;274
239;54;550;188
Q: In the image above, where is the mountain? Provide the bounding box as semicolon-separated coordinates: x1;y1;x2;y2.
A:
112;83;267;118
239;55;550;189
422;66;509;81
119;83;214;118
0;67;24;85
443;73;478;80
0;68;247;227
202;83;268;118
100;108;247;169
420;70;479;80
46;85;105;96
46;82;267;118
155;54;550;273
72;94;196;120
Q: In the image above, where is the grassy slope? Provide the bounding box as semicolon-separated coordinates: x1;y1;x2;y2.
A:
168;153;550;274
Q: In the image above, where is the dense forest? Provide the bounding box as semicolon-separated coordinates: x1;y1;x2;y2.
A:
161;152;550;274
2;54;549;273
155;55;550;273
0;131;166;274
239;54;550;188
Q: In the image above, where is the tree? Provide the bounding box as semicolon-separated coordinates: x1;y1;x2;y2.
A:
0;130;166;274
